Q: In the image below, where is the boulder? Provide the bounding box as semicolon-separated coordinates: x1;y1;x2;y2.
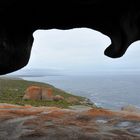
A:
53;95;64;101
66;97;79;104
81;98;94;105
23;86;53;101
23;86;42;100
121;105;140;112
42;88;53;101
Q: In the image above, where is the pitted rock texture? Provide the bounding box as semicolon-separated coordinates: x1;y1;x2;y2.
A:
0;1;140;74
0;104;140;140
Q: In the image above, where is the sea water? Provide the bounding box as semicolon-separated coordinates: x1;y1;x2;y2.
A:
22;74;140;110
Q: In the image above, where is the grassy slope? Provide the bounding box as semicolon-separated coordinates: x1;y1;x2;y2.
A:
0;77;88;108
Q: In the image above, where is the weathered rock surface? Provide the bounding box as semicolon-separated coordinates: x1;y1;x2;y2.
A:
23;86;66;102
0;104;140;140
23;86;54;101
121;105;140;113
66;97;79;104
23;86;42;100
53;95;64;101
0;1;140;74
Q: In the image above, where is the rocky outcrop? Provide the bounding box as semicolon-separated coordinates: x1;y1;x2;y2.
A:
121;105;140;113
23;86;64;101
53;95;64;101
23;86;54;101
23;86;42;100
0;1;140;74
41;87;53;101
0;104;140;139
65;97;79;104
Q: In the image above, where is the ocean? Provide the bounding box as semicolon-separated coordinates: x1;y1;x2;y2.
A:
22;74;140;110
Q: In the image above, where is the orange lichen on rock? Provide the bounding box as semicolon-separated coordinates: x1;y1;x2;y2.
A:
85;108;117;117
0;104;140;139
0;103;32;109
23;86;42;100
23;86;54;101
23;86;64;101
41;87;53;101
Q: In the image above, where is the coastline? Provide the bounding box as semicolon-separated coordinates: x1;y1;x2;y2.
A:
1;77;140;139
0;76;96;108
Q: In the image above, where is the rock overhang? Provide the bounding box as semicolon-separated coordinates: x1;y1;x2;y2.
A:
0;0;140;74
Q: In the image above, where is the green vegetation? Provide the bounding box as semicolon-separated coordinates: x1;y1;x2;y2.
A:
0;77;93;108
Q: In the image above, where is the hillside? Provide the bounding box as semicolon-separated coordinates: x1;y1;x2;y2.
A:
0;77;95;108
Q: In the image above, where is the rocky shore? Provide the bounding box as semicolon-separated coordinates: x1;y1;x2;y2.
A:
0;104;140;140
1;77;140;139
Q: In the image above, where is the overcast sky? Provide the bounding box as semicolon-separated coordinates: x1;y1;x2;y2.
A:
14;28;140;75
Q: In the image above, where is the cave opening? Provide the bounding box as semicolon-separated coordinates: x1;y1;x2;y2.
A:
6;28;140;109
